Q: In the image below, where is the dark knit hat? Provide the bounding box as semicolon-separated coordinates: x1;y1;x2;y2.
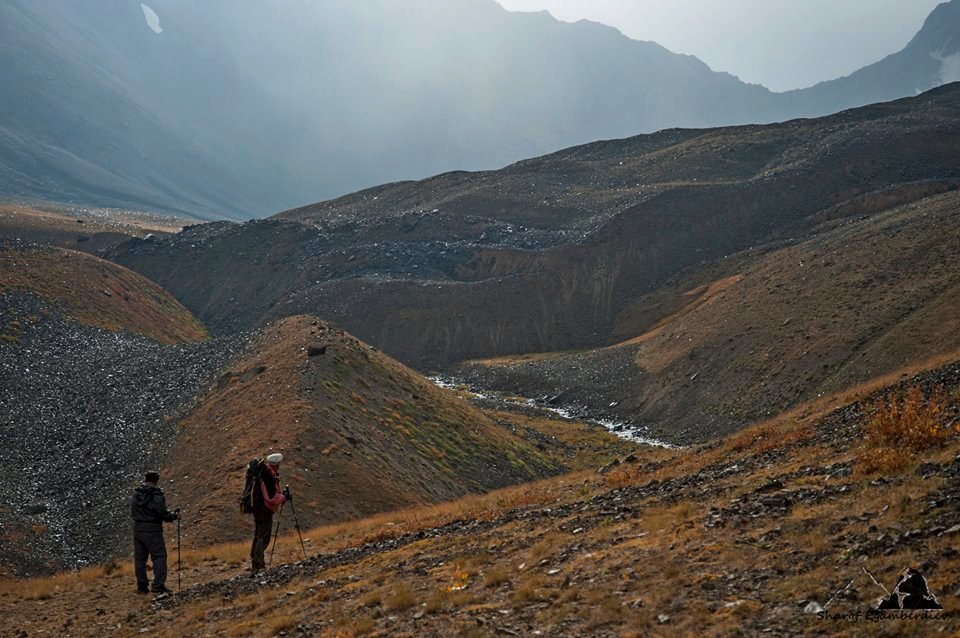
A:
144;471;160;483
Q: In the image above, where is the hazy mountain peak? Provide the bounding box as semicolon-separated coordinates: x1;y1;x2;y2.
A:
915;0;960;85
1;0;957;219
911;0;959;52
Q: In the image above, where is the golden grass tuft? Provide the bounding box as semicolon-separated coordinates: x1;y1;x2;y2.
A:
187;539;250;566
511;574;548;603
263;613;299;635
384;582;417;611
723;417;814;456
360;588;382;608
184;599;221;624
332;615;375;637
603;465;640;488
482;565;511;588
225;619;262;637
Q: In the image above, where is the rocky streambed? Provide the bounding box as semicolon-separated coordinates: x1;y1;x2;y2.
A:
430;375;675;449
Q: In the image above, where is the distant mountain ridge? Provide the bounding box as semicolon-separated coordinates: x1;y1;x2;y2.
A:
1;0;958;219
780;0;960;115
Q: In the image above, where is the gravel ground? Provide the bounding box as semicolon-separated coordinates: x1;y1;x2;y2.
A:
0;292;248;575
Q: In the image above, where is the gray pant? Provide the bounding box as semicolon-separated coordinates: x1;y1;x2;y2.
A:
134;528;168;590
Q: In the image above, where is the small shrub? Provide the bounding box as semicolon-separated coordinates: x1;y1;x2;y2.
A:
858;446;910;475
448;563;471;591
603;466;639;488
857;385;956;474
424;589;448;612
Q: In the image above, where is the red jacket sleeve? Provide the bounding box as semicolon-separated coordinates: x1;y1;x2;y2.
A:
260;479;286;512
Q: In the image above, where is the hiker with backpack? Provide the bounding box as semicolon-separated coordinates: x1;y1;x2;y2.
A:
131;470;180;594
242;453;288;573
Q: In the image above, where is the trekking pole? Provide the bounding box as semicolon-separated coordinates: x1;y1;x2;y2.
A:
284;486;307;559
175;508;181;593
268;503;284;567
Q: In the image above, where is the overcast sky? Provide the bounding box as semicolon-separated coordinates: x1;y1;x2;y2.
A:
496;0;944;91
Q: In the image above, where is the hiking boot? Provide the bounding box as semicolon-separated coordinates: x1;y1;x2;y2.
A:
136;587;149;594
151;585;173;594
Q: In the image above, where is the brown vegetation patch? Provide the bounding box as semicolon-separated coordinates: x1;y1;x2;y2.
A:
0;244;207;343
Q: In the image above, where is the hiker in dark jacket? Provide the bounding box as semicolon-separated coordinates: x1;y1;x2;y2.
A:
251;453;287;573
131;470;179;594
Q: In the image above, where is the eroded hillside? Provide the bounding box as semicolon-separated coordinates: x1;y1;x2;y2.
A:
108;85;960;370
457;189;960;442
0;240;206;344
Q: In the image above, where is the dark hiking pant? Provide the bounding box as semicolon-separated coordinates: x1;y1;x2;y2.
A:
134;527;168;590
251;509;274;571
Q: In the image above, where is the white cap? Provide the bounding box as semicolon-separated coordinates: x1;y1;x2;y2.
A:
266;453;283;465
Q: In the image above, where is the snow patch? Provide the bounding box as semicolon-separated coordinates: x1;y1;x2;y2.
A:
931;51;960;86
141;3;163;34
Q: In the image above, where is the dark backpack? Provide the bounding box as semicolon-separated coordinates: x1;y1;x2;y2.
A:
239;458;264;514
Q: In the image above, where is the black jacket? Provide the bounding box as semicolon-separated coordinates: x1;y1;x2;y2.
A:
131;484;176;532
